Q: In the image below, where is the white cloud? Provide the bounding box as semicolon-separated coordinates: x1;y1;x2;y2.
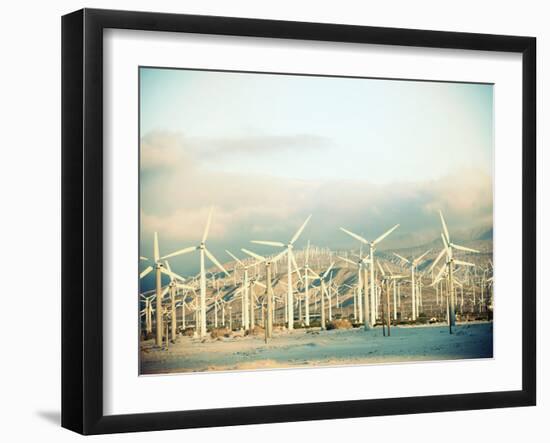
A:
140;132;493;255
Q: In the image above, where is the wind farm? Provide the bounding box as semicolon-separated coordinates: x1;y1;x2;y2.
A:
138;67;494;374
139;209;493;374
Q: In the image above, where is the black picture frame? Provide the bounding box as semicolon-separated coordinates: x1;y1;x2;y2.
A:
62;8;536;435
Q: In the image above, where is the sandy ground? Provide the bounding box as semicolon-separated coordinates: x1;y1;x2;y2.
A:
140;322;493;374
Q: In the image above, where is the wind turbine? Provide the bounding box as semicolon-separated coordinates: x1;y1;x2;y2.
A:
139;293;155;335
161;208;230;338
393;249;431;321
164;261;194;342
337;253;371;325
140;232;189;347
340;223;400;328
242;248;287;340
300;240;321;326
383;262;407;321
308;262;335;330
226;249;252;331
251;215;311;330
432;211;479;332
377;261;407;335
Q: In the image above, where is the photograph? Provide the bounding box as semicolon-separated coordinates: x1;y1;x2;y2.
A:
138;66;494;375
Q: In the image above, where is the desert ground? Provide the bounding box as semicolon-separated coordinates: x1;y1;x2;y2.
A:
140;321;493;374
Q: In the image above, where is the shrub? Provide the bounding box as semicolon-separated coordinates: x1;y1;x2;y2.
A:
416;313;429;324
245;326;265;336
308;319;321;328
326;319;353;330
181;327;195;337
210;327;231;339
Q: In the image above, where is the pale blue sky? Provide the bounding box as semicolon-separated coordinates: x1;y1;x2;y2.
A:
140;67;493;183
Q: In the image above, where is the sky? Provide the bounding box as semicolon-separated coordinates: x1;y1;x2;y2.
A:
139;67;493;276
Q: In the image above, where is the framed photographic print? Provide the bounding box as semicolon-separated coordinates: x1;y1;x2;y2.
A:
62;8;536;435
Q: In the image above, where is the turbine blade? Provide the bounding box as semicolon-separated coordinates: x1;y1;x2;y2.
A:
439;210;450;243
441;233;451;257
139;266;153;279
161;268;186;282
250;240;285;247
202;207;213;243
164;260;173;281
429;248;447;273
272;249;288;263
161;285;170;298
434;264;446;282
308;269;321;280
451;243;480;253
373;224;399;245
153;232;160;262
338;256;357;266
393;252;410;264
305;240;310;263
454;259;476;267
290;214;312;244
176;283;195;290
413;249;431;266
204;248;230;276
377;261;386;276
290;250;302;282
322;262;335;279
225;249;244;266
241;248;266;262
140;256;149;261
340;227;369;244
161;246;198;260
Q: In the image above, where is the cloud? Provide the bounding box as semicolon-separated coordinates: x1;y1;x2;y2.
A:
141;131;331;174
139;131;493;271
189;134;332;157
140;131;191;173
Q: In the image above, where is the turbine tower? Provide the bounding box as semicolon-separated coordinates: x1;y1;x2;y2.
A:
432;210;479;332
308;262;335;330
162;208;230;338
251;215;311;330
393;249;431;321
242;248;287;340
226;250;251;330
340;224;400;328
337;253;371;325
140;233;188;346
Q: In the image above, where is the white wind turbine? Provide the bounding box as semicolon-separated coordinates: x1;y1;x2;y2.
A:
140;232;188;346
393;249;431;321
226;249;256;331
139;293;155;335
337;253;371;325
242;248;288;340
300;240;319;327
376;261;407;335
308;262;335;330
340;224;400;328
251;215;311;330
161;208;230;338
432;210;479;332
164;261;196;341
383;262;407;321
